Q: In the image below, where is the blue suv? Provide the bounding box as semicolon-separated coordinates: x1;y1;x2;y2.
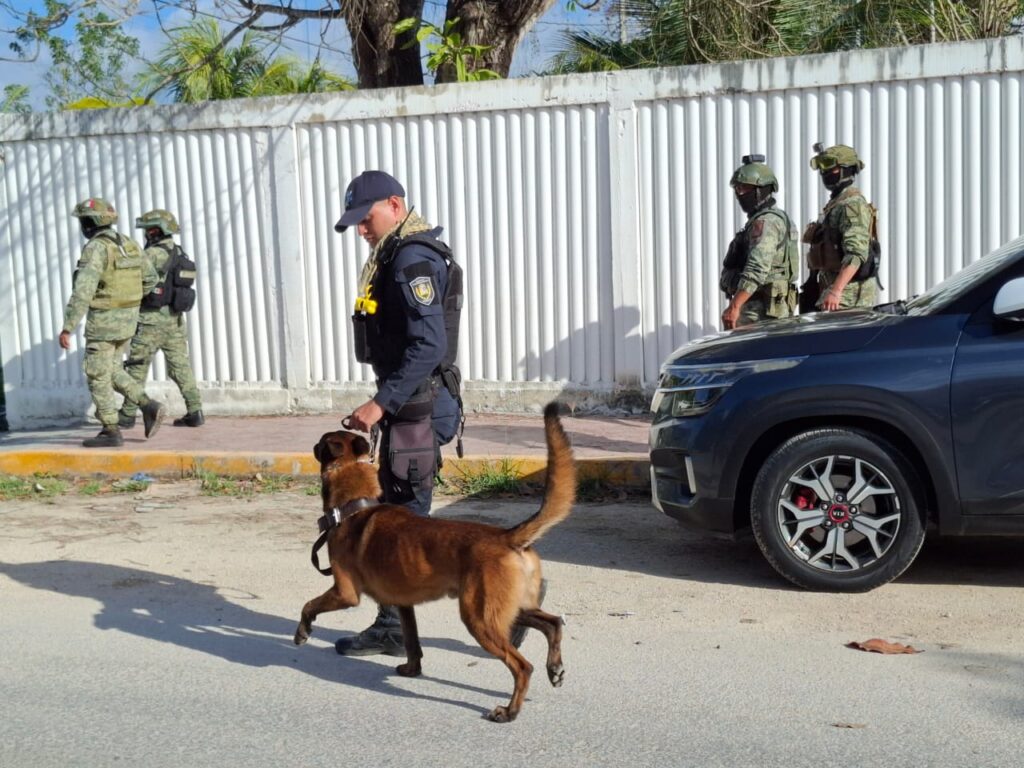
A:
650;236;1024;591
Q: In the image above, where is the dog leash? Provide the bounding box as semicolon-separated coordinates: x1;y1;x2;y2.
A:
310;497;377;575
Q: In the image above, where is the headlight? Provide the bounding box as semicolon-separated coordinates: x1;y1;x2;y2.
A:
651;358;806;418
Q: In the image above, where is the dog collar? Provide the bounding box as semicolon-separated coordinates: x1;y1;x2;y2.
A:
316;497;377;533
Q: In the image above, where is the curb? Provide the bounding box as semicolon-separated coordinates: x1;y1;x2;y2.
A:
0;450;651;488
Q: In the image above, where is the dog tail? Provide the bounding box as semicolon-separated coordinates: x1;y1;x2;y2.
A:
504;402;576;550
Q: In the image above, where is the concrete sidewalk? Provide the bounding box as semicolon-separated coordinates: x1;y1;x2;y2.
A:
0;412;652;487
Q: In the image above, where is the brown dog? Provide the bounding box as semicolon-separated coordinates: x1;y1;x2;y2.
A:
295;402;576;722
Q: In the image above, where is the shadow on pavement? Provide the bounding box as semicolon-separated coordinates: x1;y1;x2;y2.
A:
437;498;1024;591
0;560;507;718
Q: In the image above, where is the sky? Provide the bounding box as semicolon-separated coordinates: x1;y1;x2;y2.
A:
0;0;617;110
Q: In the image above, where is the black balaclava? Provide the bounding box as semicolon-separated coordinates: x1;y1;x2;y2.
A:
822;165;856;195
145;227;165;248
80;218;108;240
737;186;774;216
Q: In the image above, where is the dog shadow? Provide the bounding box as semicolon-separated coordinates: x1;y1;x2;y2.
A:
0;560;507;716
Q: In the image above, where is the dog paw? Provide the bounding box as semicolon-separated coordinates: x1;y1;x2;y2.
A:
484;705;515;723
396;661;422;677
293;623;310;646
548;663;564;687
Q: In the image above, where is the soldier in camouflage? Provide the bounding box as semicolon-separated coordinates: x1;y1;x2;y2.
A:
118;210;204;429
803;144;881;311
720;155;799;329
58;198;166;447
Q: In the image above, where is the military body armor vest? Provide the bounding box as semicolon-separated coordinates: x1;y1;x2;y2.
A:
721;208;796;298
89;231;144;310
805;188;881;281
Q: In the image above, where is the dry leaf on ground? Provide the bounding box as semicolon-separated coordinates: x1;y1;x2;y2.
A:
846;638;922;654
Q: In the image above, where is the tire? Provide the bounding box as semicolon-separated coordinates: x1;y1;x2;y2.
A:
750;428;926;592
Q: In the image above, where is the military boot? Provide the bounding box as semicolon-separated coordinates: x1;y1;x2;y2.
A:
82;426;124;448
117;410;136;429
173;410;204;427
141;400;166;439
334;604;405;657
510;578;548;648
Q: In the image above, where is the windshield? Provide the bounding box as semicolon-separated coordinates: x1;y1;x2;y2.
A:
905;236;1024;316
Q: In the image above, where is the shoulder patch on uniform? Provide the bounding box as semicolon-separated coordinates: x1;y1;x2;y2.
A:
750;218;765;240
410;275;435;305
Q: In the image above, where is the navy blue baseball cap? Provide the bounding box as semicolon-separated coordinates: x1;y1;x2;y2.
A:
334;170;405;232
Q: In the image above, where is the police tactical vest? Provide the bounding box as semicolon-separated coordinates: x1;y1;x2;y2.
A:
89;231;144;310
142;243;197;313
354;232;463;373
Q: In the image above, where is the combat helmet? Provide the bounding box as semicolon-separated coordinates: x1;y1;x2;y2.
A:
71;197;118;226
809;143;865;172
730;154;778;192
135;209;180;237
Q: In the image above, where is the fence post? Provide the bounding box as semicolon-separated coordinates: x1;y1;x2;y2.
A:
607;80;646;393
266;126;310;401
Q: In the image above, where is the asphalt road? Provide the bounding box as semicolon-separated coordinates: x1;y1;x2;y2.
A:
1;483;1022;767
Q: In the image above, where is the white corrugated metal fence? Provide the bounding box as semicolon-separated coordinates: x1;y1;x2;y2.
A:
1;37;1022;426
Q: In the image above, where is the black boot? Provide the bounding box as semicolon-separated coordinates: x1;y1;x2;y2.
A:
173;410;205;427
117;410;136;429
510;578;548;648
141;400;166;439
82;426;124;448
335;604;404;657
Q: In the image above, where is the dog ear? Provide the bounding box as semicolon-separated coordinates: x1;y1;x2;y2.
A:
313;441;322;462
350;435;371;458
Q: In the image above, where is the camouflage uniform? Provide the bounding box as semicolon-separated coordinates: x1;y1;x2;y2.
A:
805;144;880;310
61;201;160;430
809;186;878;309
720;156;798;326
120;233;202;420
723;209;799;325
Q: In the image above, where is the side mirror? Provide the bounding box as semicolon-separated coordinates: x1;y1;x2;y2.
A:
993;276;1024;320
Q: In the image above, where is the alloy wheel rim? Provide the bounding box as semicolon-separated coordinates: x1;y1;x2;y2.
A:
776;454;901;573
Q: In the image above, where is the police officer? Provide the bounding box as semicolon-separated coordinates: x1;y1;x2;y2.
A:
58;198;166;447
804;143;881;311
720;155;799;329
118;209;204;429
332;170;462;657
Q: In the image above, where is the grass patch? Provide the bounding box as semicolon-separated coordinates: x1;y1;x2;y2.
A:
0;474;69;500
79;480;104;496
109;479;153;494
440;459;526;498
193;469;302;498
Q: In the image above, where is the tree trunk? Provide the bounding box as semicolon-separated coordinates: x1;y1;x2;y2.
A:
344;0;426;88
436;0;558;83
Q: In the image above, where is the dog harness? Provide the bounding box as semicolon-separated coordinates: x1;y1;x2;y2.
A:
310;497;377;575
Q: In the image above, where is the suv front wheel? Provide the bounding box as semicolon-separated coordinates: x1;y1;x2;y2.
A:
750;428;926;592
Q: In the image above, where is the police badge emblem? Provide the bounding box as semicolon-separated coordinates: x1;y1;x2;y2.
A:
410;276;435;305
345;188;354;208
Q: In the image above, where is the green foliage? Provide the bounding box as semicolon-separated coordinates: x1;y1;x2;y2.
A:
395;16;502;82
1;85;32;114
139;18;352;104
42;9;140;110
550;0;1024;73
